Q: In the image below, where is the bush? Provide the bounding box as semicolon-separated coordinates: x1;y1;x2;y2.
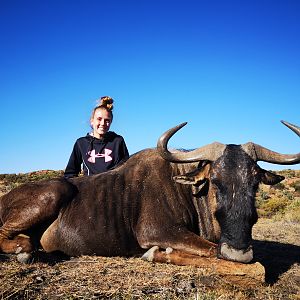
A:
257;190;270;201
0;170;64;188
282;190;295;201
290;180;300;196
279;169;296;178
279;199;300;223
271;182;285;191
258;197;290;217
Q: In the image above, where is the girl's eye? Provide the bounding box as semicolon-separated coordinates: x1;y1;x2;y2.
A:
97;118;111;124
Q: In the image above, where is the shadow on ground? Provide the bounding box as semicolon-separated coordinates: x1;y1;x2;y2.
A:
0;250;70;265
253;239;300;284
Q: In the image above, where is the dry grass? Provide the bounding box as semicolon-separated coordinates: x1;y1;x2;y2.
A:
1;219;299;300
0;170;300;299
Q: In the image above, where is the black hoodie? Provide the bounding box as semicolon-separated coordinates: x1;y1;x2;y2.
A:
64;131;129;178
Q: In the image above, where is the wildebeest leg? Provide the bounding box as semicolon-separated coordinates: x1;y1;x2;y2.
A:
142;246;214;264
142;246;265;286
40;219;60;253
0;224;34;254
171;230;218;257
138;229;217;258
0;178;76;254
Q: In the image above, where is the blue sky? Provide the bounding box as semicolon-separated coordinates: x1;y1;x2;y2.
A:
0;0;299;174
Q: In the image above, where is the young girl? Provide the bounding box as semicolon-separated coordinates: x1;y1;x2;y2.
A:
64;96;129;178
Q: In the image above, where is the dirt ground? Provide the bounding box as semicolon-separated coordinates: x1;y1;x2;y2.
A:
0;218;299;300
0;171;300;299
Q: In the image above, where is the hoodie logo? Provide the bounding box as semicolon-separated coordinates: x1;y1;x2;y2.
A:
87;148;113;163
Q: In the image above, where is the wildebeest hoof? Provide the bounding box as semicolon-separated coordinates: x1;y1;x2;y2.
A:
141;246;159;262
165;247;173;254
15;246;23;254
17;252;32;264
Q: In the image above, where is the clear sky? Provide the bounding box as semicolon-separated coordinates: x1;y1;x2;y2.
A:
0;0;299;174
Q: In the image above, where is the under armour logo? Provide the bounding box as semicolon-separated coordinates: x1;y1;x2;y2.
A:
87;148;113;163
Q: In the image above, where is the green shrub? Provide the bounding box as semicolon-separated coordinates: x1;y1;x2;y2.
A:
290;180;300;195
257;190;270;201
280;169;296;178
258;197;290;217
272;182;285;191
279;199;300;222
282;190;295;201
0;170;64;187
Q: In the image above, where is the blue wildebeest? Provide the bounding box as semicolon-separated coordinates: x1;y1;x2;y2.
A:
0;121;299;267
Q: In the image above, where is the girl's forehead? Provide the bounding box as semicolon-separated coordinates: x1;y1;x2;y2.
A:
93;109;112;119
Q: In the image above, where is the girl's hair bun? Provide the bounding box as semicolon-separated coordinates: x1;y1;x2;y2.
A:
99;96;114;111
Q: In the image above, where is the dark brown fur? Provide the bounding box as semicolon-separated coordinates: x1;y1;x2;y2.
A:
0;147;282;263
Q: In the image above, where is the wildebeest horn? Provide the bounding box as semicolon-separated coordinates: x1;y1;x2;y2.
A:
242;121;300;164
157;122;226;163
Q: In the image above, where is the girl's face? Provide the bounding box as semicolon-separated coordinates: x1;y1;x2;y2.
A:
90;108;112;138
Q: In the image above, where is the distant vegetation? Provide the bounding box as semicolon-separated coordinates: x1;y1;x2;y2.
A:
1;169;300;223
256;169;300;223
0;170;63;195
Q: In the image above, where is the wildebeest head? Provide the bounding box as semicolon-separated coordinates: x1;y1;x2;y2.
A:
157;121;300;263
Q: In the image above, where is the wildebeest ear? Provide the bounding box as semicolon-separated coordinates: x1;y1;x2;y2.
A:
261;170;285;185
173;162;211;185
